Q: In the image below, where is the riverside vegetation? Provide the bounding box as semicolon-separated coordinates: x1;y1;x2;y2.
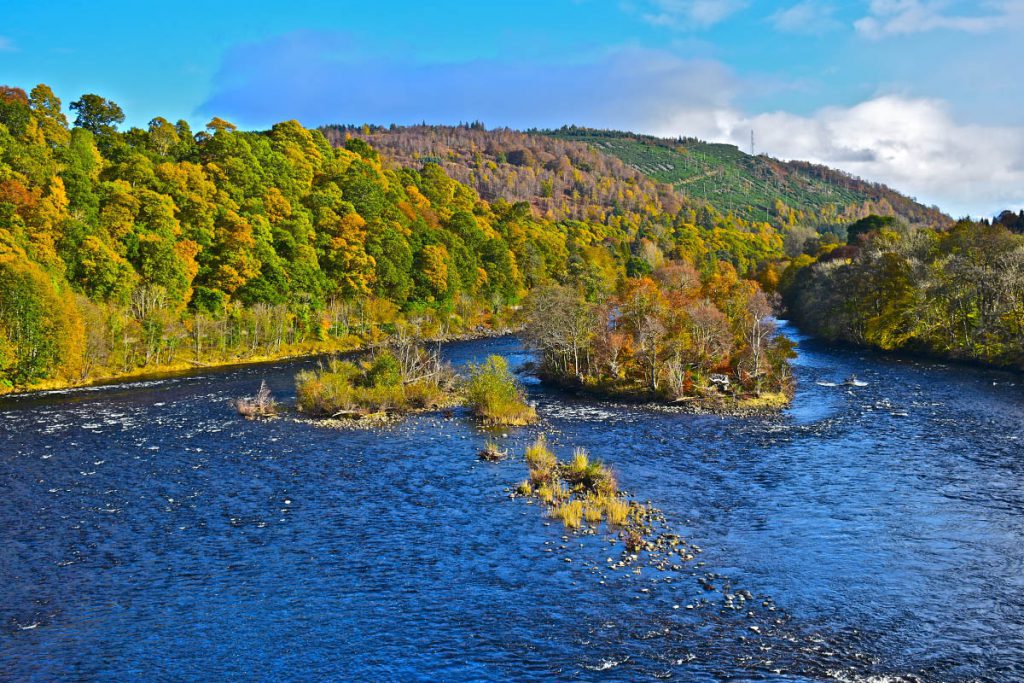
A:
782;213;1024;369
293;330;534;425
10;81;995;399
1;84;798;394
522;260;797;409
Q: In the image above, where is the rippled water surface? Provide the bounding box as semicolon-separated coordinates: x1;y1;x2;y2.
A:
2;324;1023;681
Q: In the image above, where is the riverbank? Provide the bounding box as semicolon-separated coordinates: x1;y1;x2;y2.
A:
0;326;517;398
531;370;792;416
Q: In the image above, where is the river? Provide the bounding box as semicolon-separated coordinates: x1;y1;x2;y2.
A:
1;322;1022;681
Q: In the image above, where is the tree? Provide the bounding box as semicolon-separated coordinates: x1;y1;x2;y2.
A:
0;257;85;384
846;214;897;244
70;94;125;137
28;84;70;147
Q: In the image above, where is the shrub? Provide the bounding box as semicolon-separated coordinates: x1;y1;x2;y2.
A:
362;350;402;388
295;351;454;419
464;355;537;426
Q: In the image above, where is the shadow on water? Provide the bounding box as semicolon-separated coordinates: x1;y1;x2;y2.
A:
1;328;1022;681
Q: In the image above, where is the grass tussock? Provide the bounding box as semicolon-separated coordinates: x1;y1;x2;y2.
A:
602;496;631;526
552;500;584;529
296;345;456;420
520;433;646;545
582;503;604;524
525;435;557;484
464;355;537;426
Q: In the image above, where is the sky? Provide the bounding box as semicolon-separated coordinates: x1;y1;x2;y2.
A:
2;0;1023;218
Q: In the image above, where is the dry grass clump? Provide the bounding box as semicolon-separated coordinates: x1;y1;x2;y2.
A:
525;435;557;484
582;503;604;524
552;500;584;529
479;440;508;462
562;447;617;496
602;497;631;526
235;380;278;418
464;355;537;426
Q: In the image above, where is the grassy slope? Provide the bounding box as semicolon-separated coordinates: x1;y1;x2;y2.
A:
544;128;947;225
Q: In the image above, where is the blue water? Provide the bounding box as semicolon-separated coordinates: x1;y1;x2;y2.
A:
1;324;1023;681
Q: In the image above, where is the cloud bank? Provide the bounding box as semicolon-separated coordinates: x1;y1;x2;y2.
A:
201;30;1024;217
681;96;1024;217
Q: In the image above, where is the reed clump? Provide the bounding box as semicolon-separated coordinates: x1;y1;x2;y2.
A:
464;355;537;426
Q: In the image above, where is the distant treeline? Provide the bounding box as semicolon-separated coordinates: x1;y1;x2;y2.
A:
782;215;1024;369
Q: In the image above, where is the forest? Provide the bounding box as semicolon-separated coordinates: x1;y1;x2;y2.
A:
0;85;787;392
783;214;1024;369
5;82;1014;394
326;123;949;229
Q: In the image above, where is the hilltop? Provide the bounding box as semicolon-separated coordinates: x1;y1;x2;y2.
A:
322;124;949;230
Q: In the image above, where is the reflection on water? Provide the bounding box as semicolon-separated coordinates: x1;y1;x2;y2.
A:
1;326;1022;681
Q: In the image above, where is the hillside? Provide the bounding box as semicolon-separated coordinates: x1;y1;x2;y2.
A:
0;84;785;391
322;124;949;230
545;128;950;227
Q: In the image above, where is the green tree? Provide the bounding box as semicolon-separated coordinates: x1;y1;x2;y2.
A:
70;93;125;137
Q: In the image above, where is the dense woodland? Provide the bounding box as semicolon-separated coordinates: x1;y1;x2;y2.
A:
0;85;787;391
783;215;1024;369
325;124;949;230
3;82;1015;393
545;127;950;227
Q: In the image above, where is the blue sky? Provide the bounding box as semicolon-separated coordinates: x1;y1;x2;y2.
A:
3;0;1023;217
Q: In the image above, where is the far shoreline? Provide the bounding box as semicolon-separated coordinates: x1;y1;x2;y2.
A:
0;328;517;401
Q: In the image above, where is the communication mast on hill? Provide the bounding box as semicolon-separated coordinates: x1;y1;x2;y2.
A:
750;130;755;156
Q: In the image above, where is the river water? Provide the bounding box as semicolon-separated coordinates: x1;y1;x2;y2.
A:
1;323;1022;681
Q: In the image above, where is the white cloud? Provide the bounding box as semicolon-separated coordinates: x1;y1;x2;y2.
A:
662;95;1024;217
855;0;1024;39
770;1;842;34
0;36;16;52
638;0;750;28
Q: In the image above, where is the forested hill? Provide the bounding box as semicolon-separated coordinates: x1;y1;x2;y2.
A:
0;84;786;392
321;124;949;228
